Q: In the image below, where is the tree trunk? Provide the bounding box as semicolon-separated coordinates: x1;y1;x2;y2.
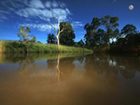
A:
56;29;64;46
56;32;60;46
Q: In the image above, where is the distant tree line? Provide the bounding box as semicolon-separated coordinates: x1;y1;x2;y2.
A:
84;15;140;53
112;22;140;53
17;15;140;53
84;16;119;48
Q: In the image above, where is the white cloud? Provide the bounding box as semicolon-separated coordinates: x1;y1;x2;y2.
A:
0;0;83;33
29;0;44;9
52;1;58;8
15;0;71;22
72;21;84;27
45;1;66;8
16;8;53;18
22;21;83;32
51;8;71;21
22;23;58;32
59;3;66;8
0;0;73;32
0;0;71;22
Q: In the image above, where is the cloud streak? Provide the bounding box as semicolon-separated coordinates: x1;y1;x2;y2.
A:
22;23;58;32
0;0;83;32
15;0;71;22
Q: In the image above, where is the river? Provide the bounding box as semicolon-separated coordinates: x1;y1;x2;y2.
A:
0;53;140;105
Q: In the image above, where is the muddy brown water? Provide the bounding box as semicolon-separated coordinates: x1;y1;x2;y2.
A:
0;54;140;105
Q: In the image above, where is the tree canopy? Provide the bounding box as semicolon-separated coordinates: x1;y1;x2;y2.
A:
59;22;75;46
47;34;57;44
84;16;119;48
18;26;31;41
121;24;137;35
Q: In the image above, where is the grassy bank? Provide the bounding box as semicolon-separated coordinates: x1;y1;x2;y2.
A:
0;41;93;54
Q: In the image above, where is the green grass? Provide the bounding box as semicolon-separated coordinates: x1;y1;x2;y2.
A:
0;40;93;54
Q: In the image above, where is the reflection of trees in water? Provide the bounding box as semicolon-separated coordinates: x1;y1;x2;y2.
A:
56;54;61;81
86;54;140;79
59;57;75;80
4;54;45;74
3;53;138;80
47;55;87;81
17;54;37;74
53;55;86;81
2;53;86;81
14;53;83;81
47;54;77;81
3;53;40;63
115;56;140;79
73;56;86;71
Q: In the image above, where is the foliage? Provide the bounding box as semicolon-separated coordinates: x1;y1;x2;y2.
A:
75;40;85;47
121;24;137;35
0;41;92;54
101;16;119;43
59;22;75;46
84;16;119;48
110;33;140;53
47;34;57;44
30;36;36;43
17;26;31;41
84;17;101;48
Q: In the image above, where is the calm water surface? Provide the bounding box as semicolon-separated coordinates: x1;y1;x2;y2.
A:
0;54;140;105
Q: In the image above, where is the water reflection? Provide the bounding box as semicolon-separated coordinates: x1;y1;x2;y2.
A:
0;53;140;105
0;53;140;80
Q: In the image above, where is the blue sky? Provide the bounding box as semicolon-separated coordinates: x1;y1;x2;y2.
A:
0;0;140;43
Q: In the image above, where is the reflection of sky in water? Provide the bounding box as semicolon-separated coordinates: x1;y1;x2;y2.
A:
73;58;86;72
0;54;140;105
34;60;48;71
109;60;117;67
0;63;19;71
0;54;140;80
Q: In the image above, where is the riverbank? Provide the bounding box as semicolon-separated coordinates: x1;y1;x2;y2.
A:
92;44;140;55
0;41;93;54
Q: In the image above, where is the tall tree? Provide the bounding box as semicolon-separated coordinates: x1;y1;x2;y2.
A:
121;24;137;35
46;4;71;47
95;29;105;45
91;17;101;33
18;26;31;41
59;22;75;46
47;34;57;44
84;23;94;48
84;17;101;48
76;39;85;47
30;36;36;43
101;16;119;43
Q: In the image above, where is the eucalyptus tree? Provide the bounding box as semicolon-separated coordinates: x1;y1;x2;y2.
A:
101;16;119;43
46;5;71;47
18;26;31;41
59;22;75;46
76;40;85;47
84;17;101;48
95;29;105;45
47;34;57;44
121;24;137;36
